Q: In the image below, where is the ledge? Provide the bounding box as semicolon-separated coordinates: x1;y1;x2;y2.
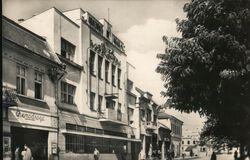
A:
57;54;83;70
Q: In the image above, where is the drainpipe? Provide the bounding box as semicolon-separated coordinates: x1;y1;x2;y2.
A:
53;66;65;160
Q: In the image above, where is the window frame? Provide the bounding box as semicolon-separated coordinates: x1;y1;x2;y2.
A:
105;60;110;83
89;50;96;76
16;65;26;95
61;81;76;105
98;95;103;112
34;71;43;100
111;64;116;87
61;38;76;61
90;92;96;111
98;55;103;79
117;68;121;89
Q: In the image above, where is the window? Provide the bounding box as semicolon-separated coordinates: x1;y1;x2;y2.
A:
90;51;96;75
146;109;152;122
118;68;121;88
112;65;116;86
61;82;76;104
34;72;43;99
98;56;103;79
106;30;110;39
90;92;96;110
193;141;196;144
128;94;136;106
106;99;115;109
105;60;110;82
98;95;103;112
182;141;184;144
16;65;26;95
61;38;75;60
117;103;122;121
140;110;145;121
65;134;85;153
187;141;190;145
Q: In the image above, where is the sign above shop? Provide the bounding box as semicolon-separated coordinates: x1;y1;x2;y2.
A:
8;108;57;128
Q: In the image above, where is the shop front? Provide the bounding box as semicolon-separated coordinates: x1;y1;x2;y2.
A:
6;106;58;160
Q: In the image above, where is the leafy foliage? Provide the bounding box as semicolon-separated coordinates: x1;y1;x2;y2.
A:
156;0;250;146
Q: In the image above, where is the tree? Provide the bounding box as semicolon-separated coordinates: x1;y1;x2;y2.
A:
156;0;250;158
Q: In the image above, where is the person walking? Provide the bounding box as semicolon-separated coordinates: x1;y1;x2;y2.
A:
210;152;217;160
14;147;20;160
93;148;100;160
121;145;127;160
234;150;238;160
23;144;32;160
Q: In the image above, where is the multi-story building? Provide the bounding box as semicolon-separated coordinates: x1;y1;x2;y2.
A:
126;62;171;160
2;16;64;160
20;7;140;160
136;88;159;159
182;129;200;156
158;112;183;158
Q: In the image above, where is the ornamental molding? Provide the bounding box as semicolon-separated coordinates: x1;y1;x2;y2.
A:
90;40;121;67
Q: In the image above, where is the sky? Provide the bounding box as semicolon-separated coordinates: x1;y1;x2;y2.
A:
3;0;206;131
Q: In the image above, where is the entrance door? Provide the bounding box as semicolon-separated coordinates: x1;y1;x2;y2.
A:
11;127;48;160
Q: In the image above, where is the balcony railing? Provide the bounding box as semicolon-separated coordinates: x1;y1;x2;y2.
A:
113;34;125;52
98;108;127;125
146;121;157;130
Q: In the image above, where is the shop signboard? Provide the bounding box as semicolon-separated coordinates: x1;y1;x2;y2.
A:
8;108;57;128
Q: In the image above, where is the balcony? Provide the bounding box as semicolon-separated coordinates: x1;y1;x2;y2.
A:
98;108;127;125
113;34;125;52
146;121;157;130
83;12;103;34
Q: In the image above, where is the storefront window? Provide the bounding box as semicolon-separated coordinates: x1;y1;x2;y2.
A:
65;134;127;154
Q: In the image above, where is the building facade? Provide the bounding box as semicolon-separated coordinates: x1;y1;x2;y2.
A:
2;16;64;160
158;112;183;158
3;7;183;160
20;7;139;160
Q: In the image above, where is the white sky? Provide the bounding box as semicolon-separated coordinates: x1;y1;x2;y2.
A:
3;0;206;131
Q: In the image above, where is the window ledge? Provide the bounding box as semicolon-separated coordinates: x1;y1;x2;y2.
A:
57;54;83;70
61;102;77;107
17;94;46;103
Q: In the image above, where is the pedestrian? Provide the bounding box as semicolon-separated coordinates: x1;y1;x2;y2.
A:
234;150;238;160
210;152;217;160
121;145;127;160
23;144;33;160
93;148;100;160
148;144;153;159
14;147;20;160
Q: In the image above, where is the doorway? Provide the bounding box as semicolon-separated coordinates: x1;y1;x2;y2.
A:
11;127;48;160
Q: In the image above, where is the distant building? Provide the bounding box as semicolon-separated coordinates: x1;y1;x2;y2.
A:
182;129;200;154
158;112;183;158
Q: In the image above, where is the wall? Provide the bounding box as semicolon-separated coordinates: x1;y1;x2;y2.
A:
21;9;55;51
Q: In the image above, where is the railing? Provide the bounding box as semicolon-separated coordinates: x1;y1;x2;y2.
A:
99;108;127;124
113;34;125;52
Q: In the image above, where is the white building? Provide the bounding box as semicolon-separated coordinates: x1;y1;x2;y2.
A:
20;7;139;160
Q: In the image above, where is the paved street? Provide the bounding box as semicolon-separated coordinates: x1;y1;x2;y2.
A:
175;153;234;160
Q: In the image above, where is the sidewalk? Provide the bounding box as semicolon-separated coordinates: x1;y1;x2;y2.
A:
174;156;200;160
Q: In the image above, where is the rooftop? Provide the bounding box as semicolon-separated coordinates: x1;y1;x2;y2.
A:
2;16;61;65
